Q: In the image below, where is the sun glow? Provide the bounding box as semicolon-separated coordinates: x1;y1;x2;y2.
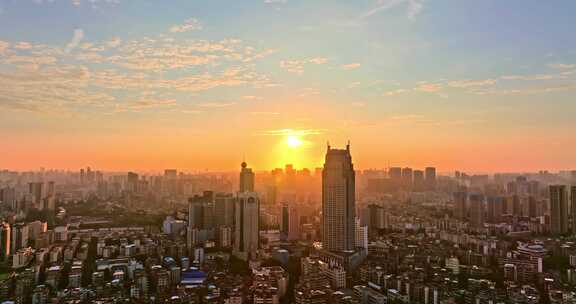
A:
286;135;303;148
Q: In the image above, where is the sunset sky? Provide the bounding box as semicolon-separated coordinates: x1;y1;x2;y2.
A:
1;0;575;173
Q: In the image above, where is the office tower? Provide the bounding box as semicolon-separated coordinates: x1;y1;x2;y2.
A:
413;170;424;192
28;182;43;208
425;167;437;190
322;143;355;252
469;194;485;228
214;193;235;227
239;162;255;192
0;223;10;260
401;167;413;189
550;185;568;235
281;203;300;241
453;192;468;221
234;192;260;260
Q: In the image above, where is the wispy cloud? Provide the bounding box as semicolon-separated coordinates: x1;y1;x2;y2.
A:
383;89;407;96
414;83;442;93
170;18;203;33
361;0;424;21
197;101;237;108
500;74;556;81
341;63;361;70
447;79;497;88
250;111;280;116
242;95;264;101
69;0;121;7
65;28;84;53
279;57;329;74
548;63;575;70
115;98;177;112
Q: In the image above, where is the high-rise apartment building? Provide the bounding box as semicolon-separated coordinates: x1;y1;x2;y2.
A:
401;167;413;189
234;192;260;260
453;191;468;221
322;144;355;252
413;170;424;192
0;223;10;260
425;167;437;190
550;185;568;234
28;182;43;208
281;203;300;241
469;194;485;228
570;186;576;233
214;193;235;228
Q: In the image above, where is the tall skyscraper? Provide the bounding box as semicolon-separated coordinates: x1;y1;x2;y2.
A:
322;143;355;252
239;162;255;193
550;185;568;235
234;192;260;260
0;223;10;260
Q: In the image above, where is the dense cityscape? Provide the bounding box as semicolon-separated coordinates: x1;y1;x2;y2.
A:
1;144;576;303
2;1;576;303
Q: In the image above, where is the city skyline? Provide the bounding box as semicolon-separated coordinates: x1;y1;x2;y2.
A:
1;1;576;172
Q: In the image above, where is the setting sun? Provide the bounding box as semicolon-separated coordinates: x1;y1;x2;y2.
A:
286;135;303;148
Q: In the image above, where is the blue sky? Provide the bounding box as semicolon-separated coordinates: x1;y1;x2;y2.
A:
0;0;575;172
